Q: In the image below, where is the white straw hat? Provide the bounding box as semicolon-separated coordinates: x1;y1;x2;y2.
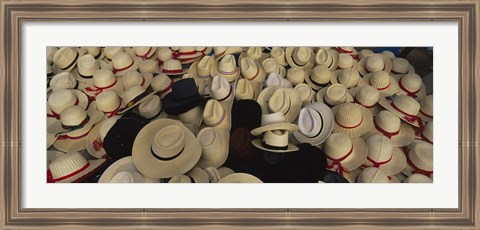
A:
382;50;396;59
178;106;203;128
264;72;293;88
294;83;314;106
293;103;334;145
252;129;299;153
240;57;266;82
357;49;374;60
99;156;159;183
203;99;231;130
204;167;235;183
86;47;105;60
111;52;140;76
415;121;433;144
76;54;99;81
369;110;415;147
286;67;307;86
393;73;427;101
269;47;288;66
324;133;367;175
331;68;365;89
337;53;359;70
83;69;123;97
132;119;202;179
47;117;58;148
138;95;167;120
210;75;234;103
118;85;155;114
196;127;230;168
349;85;382;116
156;47;173;65
218;173;263;183
122;70;153;90
315;84;354;107
331;103;374;138
150;73;173;98
133;47;156;61
49;72;78;92
48;104;105;136
390;57;415;75
358;54;393;76
402;141;433;178
235;78;255;100
188;55;214;79
262;58;286;78
315;48;339;71
47;89;89;117
286;47;315;71
417;95;433;122
213;47;243;60
403;173;433;183
139;59;161;74
104;47;124;60
362;134;406;175
47;47;59;63
267;88;302;123
211;54;240;82
305;65;333;90
356;167;389;183
363;71;400;96
48;151;106;183
95;90;124;118
53;47;80;72
244;47;265;62
85;119;109;159
168;167;210;183
335;47;358;57
378;95;424;128
251;112;299;136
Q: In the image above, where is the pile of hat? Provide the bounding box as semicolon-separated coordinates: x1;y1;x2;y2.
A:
46;46;433;183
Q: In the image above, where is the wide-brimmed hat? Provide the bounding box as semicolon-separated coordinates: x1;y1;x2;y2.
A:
49;72;78;92
132;47;156;61
393;73;427;101
138;94;167;120
168;167;210;183
132;118;202;178
47;89;89;117
204;167;235;183
85;118;114;159
305;65;333;90
349;85;382;116
211;54;240;82
369;110;415;147
293;102;334;145
269;47;288;66
336;53;360;70
363;71;400;96
315;84;354;107
286;67;307;86
111;52;140;76
203;99;231;130
251;112;298;136
218;173;263;183
324;133;368;175
99;156;159;183
95;90;125;118
139;59;161;74
48;104;105;136
286;47;315;71
358;54;393;76
118;85;155;114
48;151;107;183
53;47;80;73
122;71;153;90
403;173;433;183
231;99;262;131
390;57;415;75
415;121;433;144
266;88;302;123
83;69;123;97
294;83;314;106
163;78;210;115
196;127;230;168
331;103;374;137
315;48;339;71
379;95;424;128
252;129;299;153
331;68;365;89
402;141;433;177
150;73;173;98
75;54;99;82
362;134;406;176
356;167;390;183
262;58;286;78
417;95;433;122
264;72;292;88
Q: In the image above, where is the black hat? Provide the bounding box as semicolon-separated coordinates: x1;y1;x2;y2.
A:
103;112;150;161
162;78;209;115
231;99;262;132
318;170;349;183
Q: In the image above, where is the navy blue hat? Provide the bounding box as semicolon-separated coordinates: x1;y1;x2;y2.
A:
231;99;262;132
162;78;209;115
318;170;349;183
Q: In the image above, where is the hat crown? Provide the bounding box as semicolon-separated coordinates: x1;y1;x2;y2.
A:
287;67;305;84
270;47;284;57
163;59;182;71
369;71;391;88
99;116;119;141
366;134;393;161
409;142;433;171
197;56;213;76
171;78;200;100
247;47;263;60
122;85;145;103
420;95;433;116
112;52;135;69
263;130;289;147
235;79;254;100
60;105;88;126
219;55;237;72
365;55;385;72
86;47;100;56
110;171;145;183
96;90;120;112
292;47;311;65
122;71;144;89
268;89;290;114
53;47;77;68
263;58;278;73
422;122;433;142
133;47;152;56
392;95;420;116
93;69;116;87
104;47;123;59
392;58;410;73
152;124;185;159
375;110;401;132
311;66;332;84
48;89;77;114
139;95;161;118
50;72;77;91
266;73;291;88
240;57;258;77
157;48;173;61
49;151;88;180
295;84;313;102
139;59;159;74
335;103;363;128
324;133;352;158
298;108;322;137
198;127;218;149
77;54;98;73
399;73;423;91
169;175;193;183
358;49;374;59
338;69;360;88
325;84;348;105
260;112;287;126
356;86;380;106
404;173;433;183
357;167;389;183
203;100;225;126
211;76;231;100
150;73;172;92
338;54;354;68
315;48;333;66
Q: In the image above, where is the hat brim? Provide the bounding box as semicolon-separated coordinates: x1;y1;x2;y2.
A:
113;57;141;76
251;139;299;153
348;86;382;116
48;104;105;136
184;167;210;183
257;86;281;114
210;61;241;83
371;122;415;147
392;75;427;101
218;173;263;183
331;69;367;89
132;119;202;179
118;91;156;114
341;168;362;183
379;147;407;176
99;156;159;183
327;136;368;172
378;97;422;127
331;103;374;138
285;47;316;71
85;120;108;159
54;158;107;183
83;80;124;98
358;54;393;77
251;123;299;136
47;151;65;165
315;87;354;107
362;72;400;96
293;103;334;146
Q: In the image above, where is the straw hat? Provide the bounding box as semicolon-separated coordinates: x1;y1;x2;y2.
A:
83;69;123;97
235;78;257;100
336;53;359;70
187;55;215;92
86;47;105;60
104;47;124;61
213;47;243;60
393;73;427;101
132;47;156;61
122;70;153;90
403;173;433;183
49;72;78;92
390;58;415;75
132;119;202;178
139;59;161;74
331;103;374;137
357;49;374;60
95;90;124;118
305;66;333;91
210;75;234;103
356;167;389;183
315;48;339;71
196;127;230;168
324;133;368;175
251;112;298;136
53;47;80;72
335;47;358;57
204;167;235;183
118;85;155;114
111;52;140;76
244;47;265;62
269;47;288;66
168;167;210;183
286;47;315;71
252;129;299;153
156;47;173;65
349;85;382;116
315;84;354;107
178;106;203;128
417;95;433;122
262;58;286;78
415;121;433;144
218;173;263;183
48;104;105;136
286;67;307;86
75;54;100;82
161;59;185;77
138;95;167;120
402;142;433;177
362;71;400;96
293;102;334;145
264;72;292;88
358;54;393;76
85;119;111;159
47;47;59;63
98;156;157;183
48;151;106;183
150;73;173;98
294;83;314;106
369;110;415;147
341;168;362;183
47;117;58;148
240;57;266;82
331;68;365;89
203;99;231;130
47;89;89;118
211;54;240;82
379;95;424;128
266;88;302;123
381;50;396;59
362;134;406;176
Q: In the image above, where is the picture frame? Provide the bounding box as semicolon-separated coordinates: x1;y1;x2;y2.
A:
1;0;479;229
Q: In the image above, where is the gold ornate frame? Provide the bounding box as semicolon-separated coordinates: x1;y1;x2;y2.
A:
1;0;479;229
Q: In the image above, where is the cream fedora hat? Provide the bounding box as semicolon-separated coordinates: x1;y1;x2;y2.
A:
99;156;159;183
417;95;433;122
139;59;161;74
362;134;406;176
118;85;155;114
251;129;299;153
49;72;78;92
48;151;106;183
211;54;240;82
104;47;124;61
403;173;433;183
349;85;382;116
269;47;288;66
213;47;243;60
83;69;123;97
218;173;263;183
355;167;390;183
331;103;374;138
203;99;231;130
251;112;299;136
47;47;59;63
150;73;173;98
168;167;210;183
363;71;400;96
369;110;415;147
205;167;235;183
379;95;424;128
402;141;433;178
53;47;80;73
286;47;315;71
95;90;124;118
293;102;334;145
305;66;332;91
262;58;286;78
315;48;339;71
122;70;153;90
393;73;427;101
286;67;307;86
111;52;140;76
196;127;230;168
358;54;393;76
132;119;202;178
390;57;415;75
324;133;367;175
133;47;156;61
86;47;105;60
267;88;302;123
210;75;234;103
336;53;359;70
331;68;365;89
240;57;266;82
138;95;167;120
265;72;293;88
415;121;433;144
48;104;105;135
188;55;214;78
315;84;354;107
294;83;314;106
75;54;99;81
235;78;255;100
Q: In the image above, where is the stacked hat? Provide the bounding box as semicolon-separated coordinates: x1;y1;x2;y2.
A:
250;112;299;153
